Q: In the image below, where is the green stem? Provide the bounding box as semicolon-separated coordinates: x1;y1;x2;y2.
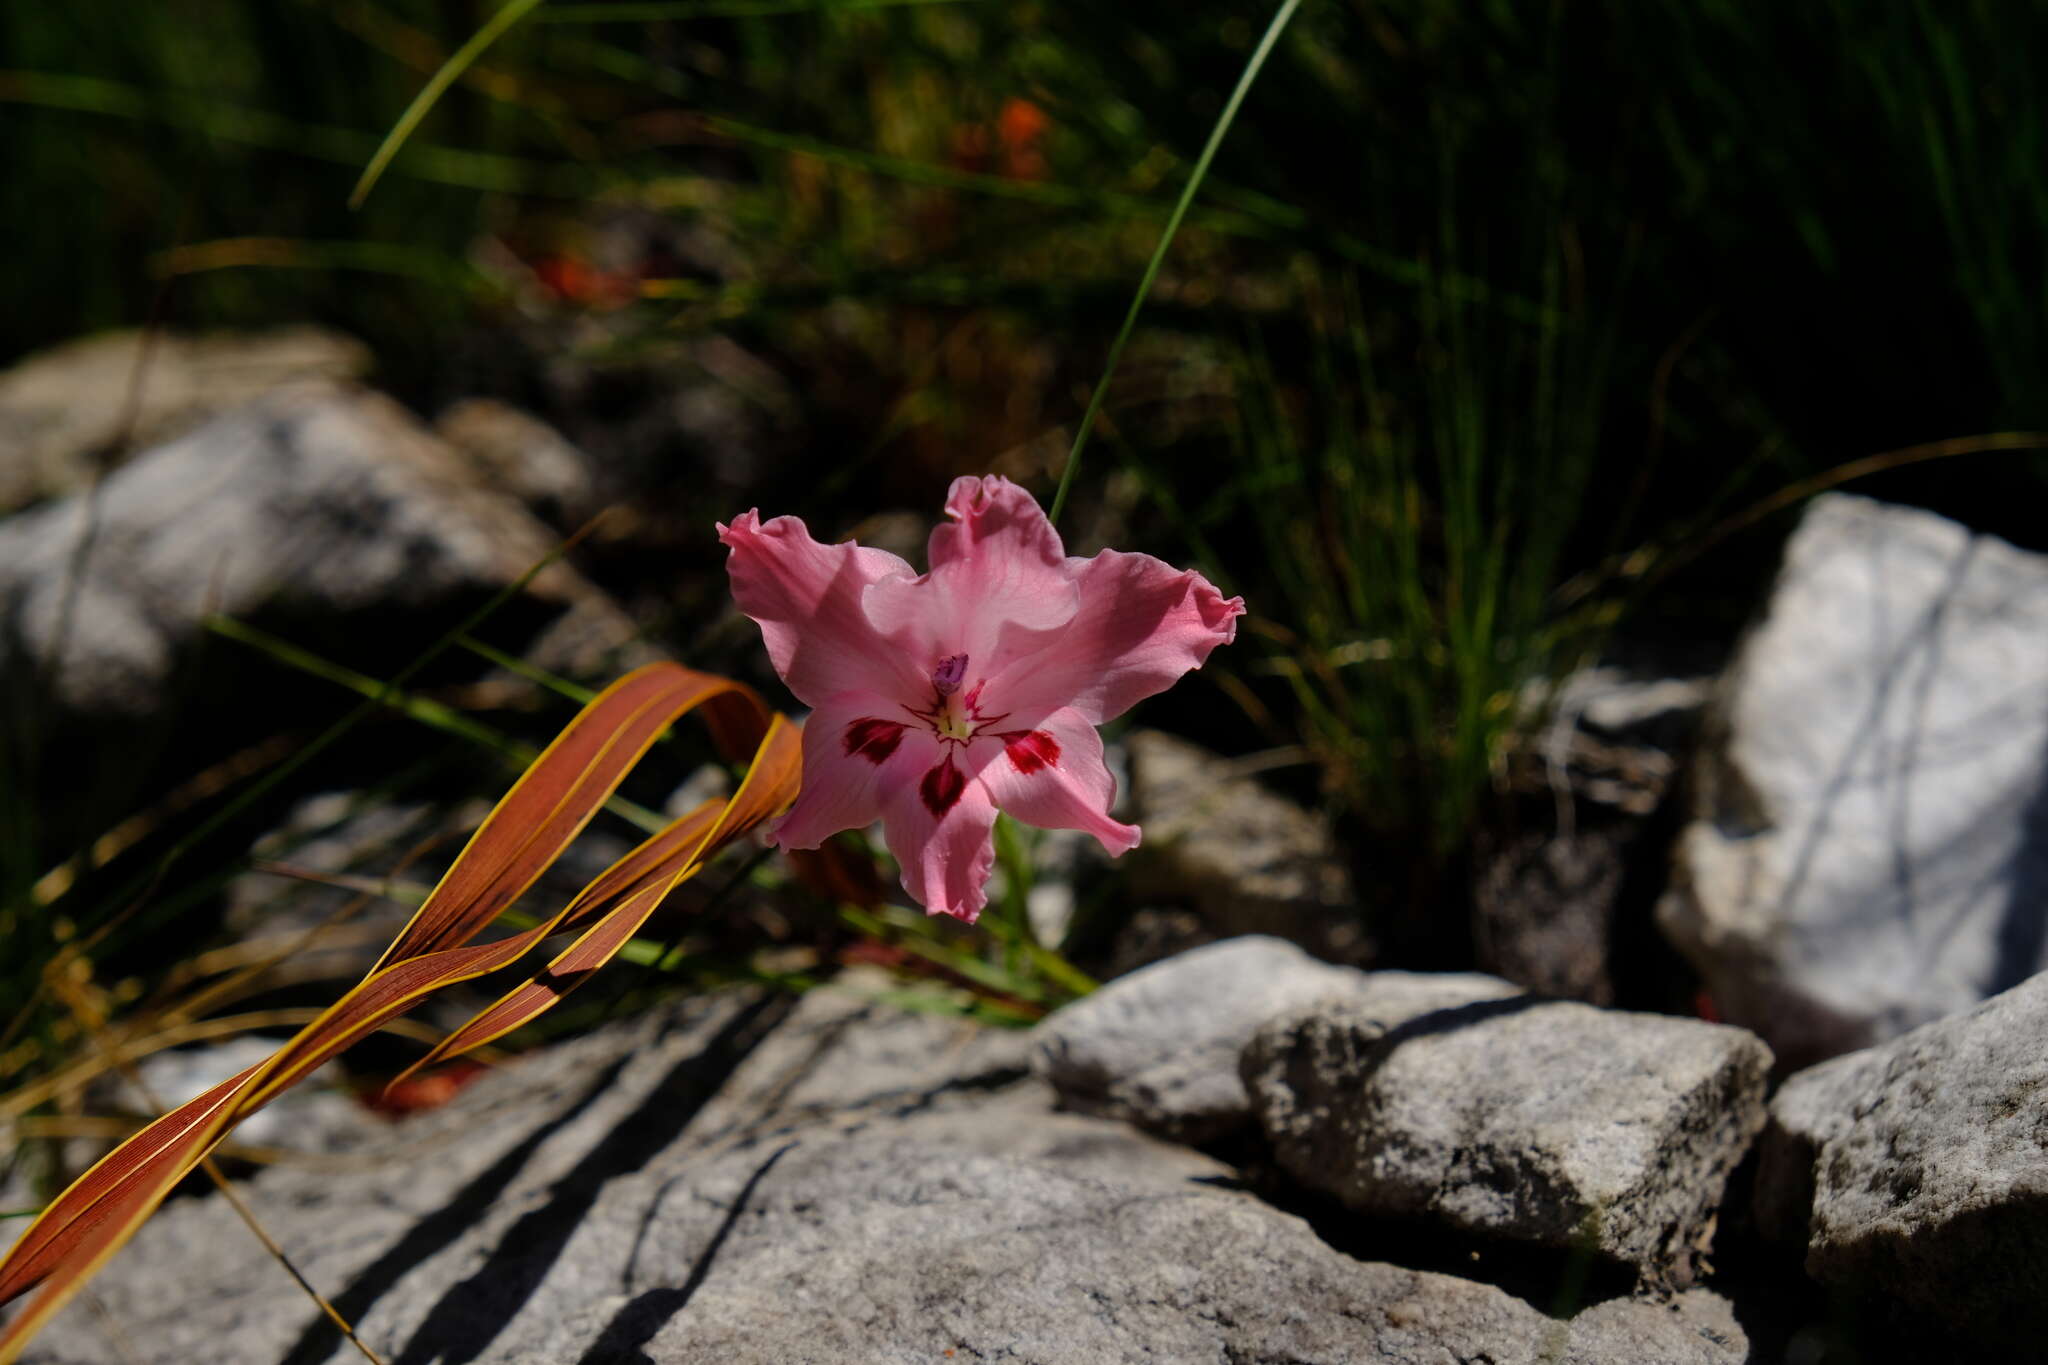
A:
1047;0;1307;527
350;0;551;209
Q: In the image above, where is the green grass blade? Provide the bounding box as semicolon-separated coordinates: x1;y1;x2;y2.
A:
206;618;669;835
534;0;978;20
349;0;550;210
457;635;600;706
1047;0;1306;527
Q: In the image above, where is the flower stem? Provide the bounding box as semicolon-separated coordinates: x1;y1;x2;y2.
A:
1047;0;1307;528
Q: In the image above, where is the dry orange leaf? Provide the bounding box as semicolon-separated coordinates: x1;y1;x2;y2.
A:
0;662;800;1362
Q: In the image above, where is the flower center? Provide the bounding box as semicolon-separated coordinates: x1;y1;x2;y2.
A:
904;653;1007;746
933;693;977;742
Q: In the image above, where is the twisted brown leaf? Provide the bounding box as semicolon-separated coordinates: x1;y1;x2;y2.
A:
0;663;796;1362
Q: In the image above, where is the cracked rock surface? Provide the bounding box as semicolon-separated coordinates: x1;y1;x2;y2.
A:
15;978;1746;1365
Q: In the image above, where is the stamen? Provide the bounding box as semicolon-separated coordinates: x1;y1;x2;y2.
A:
932;653;969;696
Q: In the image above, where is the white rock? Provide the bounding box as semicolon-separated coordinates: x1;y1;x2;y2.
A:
1659;494;2048;1067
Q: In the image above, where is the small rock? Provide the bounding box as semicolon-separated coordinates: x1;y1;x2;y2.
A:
1473;817;1637;1004
1562;1289;1754;1365
1244;993;1772;1276
0;327;370;513
1659;493;2048;1068
433;398;594;527
1031;936;1392;1141
1527;663;1713;817
1477;659;1711;1005
1764;969;2048;1349
1125;729;1369;964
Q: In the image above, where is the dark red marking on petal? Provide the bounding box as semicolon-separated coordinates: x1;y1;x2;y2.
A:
920;756;967;816
963;678;987;712
999;729;1061;775
843;717;907;764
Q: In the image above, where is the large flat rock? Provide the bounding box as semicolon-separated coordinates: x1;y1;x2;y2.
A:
1659;494;2048;1068
12;984;1747;1365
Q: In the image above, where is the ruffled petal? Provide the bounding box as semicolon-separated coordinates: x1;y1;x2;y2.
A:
718;510;925;708
977;707;1140;857
862;476;1079;687
986;548;1245;726
878;751;1000;923
926;474;1067;574
772;693;939;851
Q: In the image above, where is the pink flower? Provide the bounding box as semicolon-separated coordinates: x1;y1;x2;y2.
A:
719;475;1245;922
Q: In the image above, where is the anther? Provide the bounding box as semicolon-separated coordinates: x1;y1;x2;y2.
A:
931;653;969;696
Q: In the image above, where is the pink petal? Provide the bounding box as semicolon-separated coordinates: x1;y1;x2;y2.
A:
926;475;1067;574
978;707;1140;857
987;548;1245;726
773;694;940;850
878;752;1000;922
718;510;925;708
862;476;1078;685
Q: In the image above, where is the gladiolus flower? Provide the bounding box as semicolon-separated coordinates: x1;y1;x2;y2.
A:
719;475;1244;922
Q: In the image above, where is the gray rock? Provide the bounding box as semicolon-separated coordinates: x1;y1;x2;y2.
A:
1749;1047;1889;1248
0;384;646;718
1659;493;2048;1069
434;398;595;528
0;327;370;513
1476;663;1711;1005
1472;816;1638;1004
1475;656;1716;1005
1245;994;1772;1276
93;1036;369;1155
16;984;1749;1365
1528;664;1713;817
1125;729;1370;964
1561;1290;1753;1365
1766;969;2048;1349
1031;936;1385;1141
224;793;468;988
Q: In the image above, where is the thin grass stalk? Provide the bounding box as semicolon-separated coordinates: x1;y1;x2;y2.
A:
350;0;551;209
1047;0;1306;526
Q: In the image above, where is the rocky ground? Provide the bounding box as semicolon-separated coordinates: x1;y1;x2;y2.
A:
6;332;2048;1361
